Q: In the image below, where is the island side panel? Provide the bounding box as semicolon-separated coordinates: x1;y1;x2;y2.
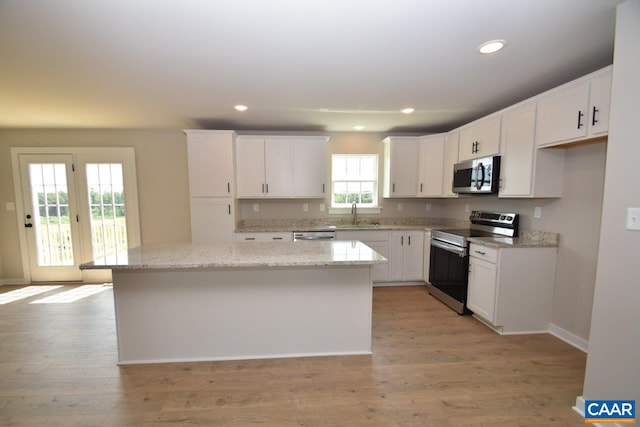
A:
112;266;372;364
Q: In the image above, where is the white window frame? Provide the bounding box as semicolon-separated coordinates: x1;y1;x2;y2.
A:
329;154;381;214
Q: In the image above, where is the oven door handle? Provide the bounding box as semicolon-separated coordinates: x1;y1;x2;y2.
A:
431;239;468;256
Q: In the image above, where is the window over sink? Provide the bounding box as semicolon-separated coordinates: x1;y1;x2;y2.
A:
331;154;378;208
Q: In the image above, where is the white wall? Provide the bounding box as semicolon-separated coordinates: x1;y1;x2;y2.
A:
582;0;640;404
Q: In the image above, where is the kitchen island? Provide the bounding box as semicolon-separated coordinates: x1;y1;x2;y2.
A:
80;240;387;365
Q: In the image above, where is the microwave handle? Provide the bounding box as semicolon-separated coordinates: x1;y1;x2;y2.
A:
475;163;485;190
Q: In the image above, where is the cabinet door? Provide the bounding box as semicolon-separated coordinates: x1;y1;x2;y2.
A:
366;241;390;282
499;103;536;197
236;137;266;198
423;231;431;282
389;231;405;281
386;139;419;197
186;131;234;197
458;115;501;161
442;132;459;197
467;257;498;323
403;231;424;281
588;72;612;136
535;81;590;147
264;138;294;198
294;138;327;198
190;198;234;243
418;135;445;197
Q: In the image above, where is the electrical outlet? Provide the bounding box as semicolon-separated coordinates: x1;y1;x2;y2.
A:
397;203;403;212
5;202;15;211
303;203;309;212
534;206;542;219
425;203;432;212
464;204;470;213
253;203;259;213
319;203;325;212
627;207;640;231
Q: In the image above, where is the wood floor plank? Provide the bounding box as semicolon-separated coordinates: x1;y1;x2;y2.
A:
0;284;587;426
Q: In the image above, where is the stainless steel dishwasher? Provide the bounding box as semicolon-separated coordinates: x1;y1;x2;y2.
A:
292;230;336;241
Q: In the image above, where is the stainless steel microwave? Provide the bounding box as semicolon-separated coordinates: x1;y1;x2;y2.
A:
452;155;501;194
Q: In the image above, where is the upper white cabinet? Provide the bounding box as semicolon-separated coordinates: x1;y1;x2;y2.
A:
236;135;328;199
383;137;420;198
535;66;612;147
499;103;565;198
185;130;235;197
458;115;501;161
417;134;445;197
293;137;327;198
441;131;460;197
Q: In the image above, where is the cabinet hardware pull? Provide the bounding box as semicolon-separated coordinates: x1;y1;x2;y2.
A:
408;236;411;245
322;183;325;193
592;106;599;126
401;235;404;245
273;237;283;240
420;183;423;192
246;237;255;241
266;183;269;193
577;110;584;129
474;250;486;255
228;204;231;215
393;183;396;193
262;183;265;193
227;182;231;193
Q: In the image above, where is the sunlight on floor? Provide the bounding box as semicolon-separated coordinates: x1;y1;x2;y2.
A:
29;284;112;304
0;285;63;305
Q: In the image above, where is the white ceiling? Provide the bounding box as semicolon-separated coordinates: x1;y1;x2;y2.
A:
0;0;624;133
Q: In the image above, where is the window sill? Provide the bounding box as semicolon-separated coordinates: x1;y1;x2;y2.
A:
328;207;382;215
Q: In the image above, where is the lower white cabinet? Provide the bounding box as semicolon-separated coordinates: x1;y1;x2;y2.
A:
336;230;390;282
190;198;234;243
390;230;424;282
422;231;431;283
235;232;292;242
466;243;557;334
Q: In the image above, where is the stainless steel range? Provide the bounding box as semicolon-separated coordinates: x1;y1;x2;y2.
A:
427;211;519;314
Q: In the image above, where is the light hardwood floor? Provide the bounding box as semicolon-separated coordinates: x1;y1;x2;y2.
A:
0;284;586;426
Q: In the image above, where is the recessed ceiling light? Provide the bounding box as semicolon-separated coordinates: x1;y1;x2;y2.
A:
353;125;365;131
477;39;507;54
234;105;248;111
401;108;415;114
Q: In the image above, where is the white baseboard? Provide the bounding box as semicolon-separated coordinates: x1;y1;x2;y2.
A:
0;279;30;286
373;281;426;287
549;323;588;352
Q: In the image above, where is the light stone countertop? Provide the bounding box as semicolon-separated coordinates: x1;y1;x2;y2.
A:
79;241;388;270
467;230;559;249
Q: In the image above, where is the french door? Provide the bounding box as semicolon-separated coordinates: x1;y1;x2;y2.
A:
19;155;84;281
13;148;140;283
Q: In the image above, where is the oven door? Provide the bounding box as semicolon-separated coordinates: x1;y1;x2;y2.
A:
427;239;470;314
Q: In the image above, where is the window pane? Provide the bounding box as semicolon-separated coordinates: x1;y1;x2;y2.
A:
331;155;378;207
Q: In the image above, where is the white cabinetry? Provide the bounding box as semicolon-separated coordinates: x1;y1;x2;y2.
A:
458;115;501;161
499;103;565;198
336;230;390;282
466;243;557;334
235;232;292;242
442;131;460;197
417;134;445;197
185;130;236;243
389;230;424;281
236;136;328;198
423;230;431;283
535;66;612;147
383;137;419;198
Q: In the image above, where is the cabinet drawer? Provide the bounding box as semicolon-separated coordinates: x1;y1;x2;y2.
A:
235;232;291;242
336;230;390;241
469;243;498;263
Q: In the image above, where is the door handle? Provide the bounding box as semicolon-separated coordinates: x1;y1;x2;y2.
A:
25;214;33;228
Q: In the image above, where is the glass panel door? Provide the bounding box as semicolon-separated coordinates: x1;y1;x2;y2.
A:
86;163;129;264
19;154;83;281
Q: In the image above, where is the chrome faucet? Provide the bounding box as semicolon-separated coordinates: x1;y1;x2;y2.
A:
351;202;357;225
